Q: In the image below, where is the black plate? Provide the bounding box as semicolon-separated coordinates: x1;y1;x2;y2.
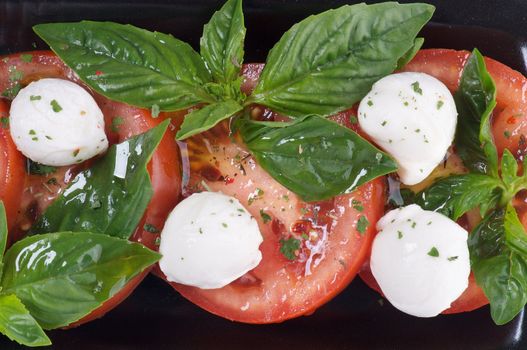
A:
1;1;527;349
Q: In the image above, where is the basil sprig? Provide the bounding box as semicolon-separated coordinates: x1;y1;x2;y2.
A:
404;49;527;325
29;121;169;238
248;3;434;118
34;1;435;201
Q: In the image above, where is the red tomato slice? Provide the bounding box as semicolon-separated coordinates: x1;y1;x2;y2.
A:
154;63;387;323
0;100;25;235
360;48;527;314
0;51;182;326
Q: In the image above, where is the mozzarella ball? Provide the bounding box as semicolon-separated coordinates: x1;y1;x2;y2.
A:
159;192;263;289
10;78;108;166
358;72;457;185
370;204;470;317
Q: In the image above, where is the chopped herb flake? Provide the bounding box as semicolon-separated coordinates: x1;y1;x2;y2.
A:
50;99;62;112
411;81;423;95
279;237;301;260
381;120;387;126
260;209;272;224
28;129;36;135
357;215;369;234
504;130;511;139
222;222;228;228
436;100;444;110
143;223;160;233
349;115;358;124
367;100;373;107
72;149;80;157
30;95;41;101
20;53;33;63
0;117;8;128
111;116;124;133
427;247;439;257
397;230;403;239
448;256;459;261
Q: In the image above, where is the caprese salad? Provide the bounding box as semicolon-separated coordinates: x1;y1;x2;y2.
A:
0;0;524;346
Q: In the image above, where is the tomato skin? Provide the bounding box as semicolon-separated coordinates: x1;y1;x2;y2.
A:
0;51;182;326
0;100;26;235
360;49;527;314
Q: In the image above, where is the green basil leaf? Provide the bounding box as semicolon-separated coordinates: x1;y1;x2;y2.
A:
249;2;434;118
33;21;214;111
176;100;242;140
30;121;169;239
200;0;245;83
238;115;397;201
454;49;498;176
410;174;503;220
396;37;424;70
469;204;527;325
1;232;160;329
0;294;50;347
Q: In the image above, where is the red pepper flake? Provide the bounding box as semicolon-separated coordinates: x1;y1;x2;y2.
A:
224;176;235;185
507;116;517;125
95;70;104;76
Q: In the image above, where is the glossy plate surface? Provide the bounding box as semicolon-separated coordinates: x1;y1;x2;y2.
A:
1;0;527;349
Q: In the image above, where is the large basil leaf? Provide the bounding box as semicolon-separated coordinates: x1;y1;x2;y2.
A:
0;294;50;347
409;174;502;220
238;116;397;201
1;232;160;329
454;49;498;176
200;0;245;83
396;37;424;70
176;100;242;140
30;121;169;239
249;3;434;118
33;21;214;111
469;204;527;325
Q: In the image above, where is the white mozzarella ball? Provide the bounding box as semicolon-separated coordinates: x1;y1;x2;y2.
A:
358;72;457;185
370;204;470;317
9;78;108;166
159;192;263;289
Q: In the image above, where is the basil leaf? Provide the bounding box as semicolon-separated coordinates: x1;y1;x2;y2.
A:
469;204;527;325
501;149;519;186
409;174;503;220
0;294;50;347
396;37;424;70
200;0;245;83
454;49;498;176
33;21;214;111
176;100;242;140
238;116;397;201
1;232;160;329
249;3;434;118
30;121;169;239
27;160;56;175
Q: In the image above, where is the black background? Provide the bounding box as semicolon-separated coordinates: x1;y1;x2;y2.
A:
0;1;526;349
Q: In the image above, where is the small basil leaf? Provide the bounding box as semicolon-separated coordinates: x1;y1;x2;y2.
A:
0;294;50;347
30;121;169;239
200;0;245;83
469;205;527;325
1;232;160;329
454;49;498;176
410;174;503;220
238;116;397;201
33;21;214;111
176;100;242;140
249;3;434;118
396;37;424;70
501;148;519;186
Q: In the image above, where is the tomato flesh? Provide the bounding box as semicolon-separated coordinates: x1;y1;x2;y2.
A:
0;51;182;326
155;63;386;323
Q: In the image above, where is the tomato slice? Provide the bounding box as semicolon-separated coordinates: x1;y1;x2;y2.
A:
0;100;25;235
360;48;527;314
154;63;387;323
0;51;182;326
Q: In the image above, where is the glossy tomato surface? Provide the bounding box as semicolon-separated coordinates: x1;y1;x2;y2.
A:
360;48;527;314
0;51;182;326
155;63;387;323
